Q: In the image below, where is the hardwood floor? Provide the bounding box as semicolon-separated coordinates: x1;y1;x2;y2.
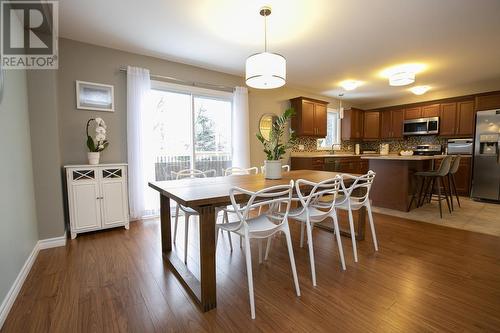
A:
2;213;500;332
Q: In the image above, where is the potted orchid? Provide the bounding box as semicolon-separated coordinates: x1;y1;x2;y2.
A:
86;117;109;165
256;108;296;179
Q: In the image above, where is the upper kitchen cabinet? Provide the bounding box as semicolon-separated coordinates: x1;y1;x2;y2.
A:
341;107;364;140
422;104;440;117
404;107;422;119
439;100;475;137
380;109;404;139
363;111;380;140
290;97;328;137
475;92;500;111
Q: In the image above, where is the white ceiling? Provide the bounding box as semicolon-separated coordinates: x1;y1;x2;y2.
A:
59;0;500;107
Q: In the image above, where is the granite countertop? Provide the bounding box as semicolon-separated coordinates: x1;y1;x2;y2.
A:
360;154;448;161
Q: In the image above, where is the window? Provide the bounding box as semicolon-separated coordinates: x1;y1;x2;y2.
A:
147;81;233;180
317;108;341;150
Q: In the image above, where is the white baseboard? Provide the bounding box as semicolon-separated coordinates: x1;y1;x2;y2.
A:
0;232;67;329
38;233;67;250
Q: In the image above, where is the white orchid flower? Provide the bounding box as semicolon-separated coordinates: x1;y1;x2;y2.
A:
95;126;106;135
95;118;107;129
96;133;106;142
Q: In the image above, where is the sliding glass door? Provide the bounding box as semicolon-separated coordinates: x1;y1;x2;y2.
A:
148;82;233;180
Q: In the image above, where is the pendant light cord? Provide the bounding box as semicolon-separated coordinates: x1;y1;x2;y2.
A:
264;11;267;52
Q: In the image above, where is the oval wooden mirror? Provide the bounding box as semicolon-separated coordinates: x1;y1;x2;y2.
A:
259;113;277;141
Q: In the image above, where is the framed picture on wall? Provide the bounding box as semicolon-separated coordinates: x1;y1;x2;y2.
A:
76;80;114;112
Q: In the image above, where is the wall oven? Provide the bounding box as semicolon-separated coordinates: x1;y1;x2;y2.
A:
403;117;439;136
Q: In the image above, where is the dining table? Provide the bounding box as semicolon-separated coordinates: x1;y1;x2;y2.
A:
148;170;366;312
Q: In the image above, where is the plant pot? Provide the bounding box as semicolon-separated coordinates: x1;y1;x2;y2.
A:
88;152;100;165
264;160;282;179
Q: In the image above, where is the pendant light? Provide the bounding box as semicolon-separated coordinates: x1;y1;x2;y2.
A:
245;6;286;89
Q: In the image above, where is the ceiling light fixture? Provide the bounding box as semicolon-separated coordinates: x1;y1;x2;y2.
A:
410;85;431;95
340;80;362;91
245;6;286;89
389;71;415;86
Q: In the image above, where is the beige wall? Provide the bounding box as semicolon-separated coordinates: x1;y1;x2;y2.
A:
0;70;39;305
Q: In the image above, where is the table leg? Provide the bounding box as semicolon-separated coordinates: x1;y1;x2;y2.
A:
160;195;172;253
198;205;217;311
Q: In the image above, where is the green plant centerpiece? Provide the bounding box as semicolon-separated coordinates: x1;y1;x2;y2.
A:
256;108;296;179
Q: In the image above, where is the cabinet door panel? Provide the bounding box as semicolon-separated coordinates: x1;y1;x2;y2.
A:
72;183;101;230
391;109;405;138
380;111;392;139
363;111;380;139
353;109;364;139
101;181;127;227
405;107;422;119
440;103;457;136
457;101;475;136
315;103;327;137
301;101;315;135
422;104;440;117
454;158;472;196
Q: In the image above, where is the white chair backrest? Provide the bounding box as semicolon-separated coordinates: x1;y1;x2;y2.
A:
172;169;215;180
339;170;376;205
229;181;294;233
294;176;342;217
260;164;290;173
224;166;259;176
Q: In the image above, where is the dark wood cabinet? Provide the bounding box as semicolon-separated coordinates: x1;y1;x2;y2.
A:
341;108;364;140
404;107;422;119
363;111;380;140
457;101;475;136
422;104;440;117
475;92;500;111
440;100;475;137
290;157;324;171
291;156;368;174
380;109;404;139
290;97;328;137
440;103;457;136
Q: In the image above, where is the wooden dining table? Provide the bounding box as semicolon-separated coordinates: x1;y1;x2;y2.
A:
148;170;366;312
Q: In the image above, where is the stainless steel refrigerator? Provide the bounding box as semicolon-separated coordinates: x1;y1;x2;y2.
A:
471;109;500;201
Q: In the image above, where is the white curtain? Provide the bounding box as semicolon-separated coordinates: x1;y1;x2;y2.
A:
127;66;158;219
232;87;250;168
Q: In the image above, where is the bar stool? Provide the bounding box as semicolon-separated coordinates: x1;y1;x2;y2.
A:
448;155;462;210
415;156;452;218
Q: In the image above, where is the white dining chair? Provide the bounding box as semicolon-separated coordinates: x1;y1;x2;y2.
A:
334;171;378;263
284;175;346;286
223;166;259;176
171;169;216;263
216;181;300;319
260;164;290;174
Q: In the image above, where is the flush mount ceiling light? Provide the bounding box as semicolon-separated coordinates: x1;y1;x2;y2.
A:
380;63;426;87
410;85;431;95
245;6;286;89
389;71;415;86
340;80;363;91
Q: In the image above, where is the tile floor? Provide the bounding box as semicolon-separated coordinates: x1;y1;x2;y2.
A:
372;197;500;236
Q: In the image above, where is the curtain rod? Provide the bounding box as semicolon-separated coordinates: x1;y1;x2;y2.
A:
119;67;236;92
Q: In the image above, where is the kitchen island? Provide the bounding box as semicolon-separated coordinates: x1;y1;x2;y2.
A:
361;155;446;211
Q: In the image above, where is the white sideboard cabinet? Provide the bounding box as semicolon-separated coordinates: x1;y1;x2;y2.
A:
65;164;130;239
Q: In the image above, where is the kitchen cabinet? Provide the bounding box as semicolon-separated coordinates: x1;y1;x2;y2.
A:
380;109;405;139
440;100;475;137
66;164;130;239
341;108;364;140
422;104;440;117
291;156;368;174
290;97;328;137
404;107;422;119
475;92;500;111
363;111;380;140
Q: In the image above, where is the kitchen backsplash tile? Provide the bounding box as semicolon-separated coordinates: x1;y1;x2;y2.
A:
292;136;447;153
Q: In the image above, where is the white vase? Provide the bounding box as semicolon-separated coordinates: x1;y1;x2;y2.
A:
264;160;282;179
88;152;100;165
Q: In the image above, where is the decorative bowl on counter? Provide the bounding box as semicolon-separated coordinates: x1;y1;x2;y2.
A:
400;150;414;156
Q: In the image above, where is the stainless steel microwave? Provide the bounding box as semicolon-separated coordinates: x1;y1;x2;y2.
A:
403;117;439;136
